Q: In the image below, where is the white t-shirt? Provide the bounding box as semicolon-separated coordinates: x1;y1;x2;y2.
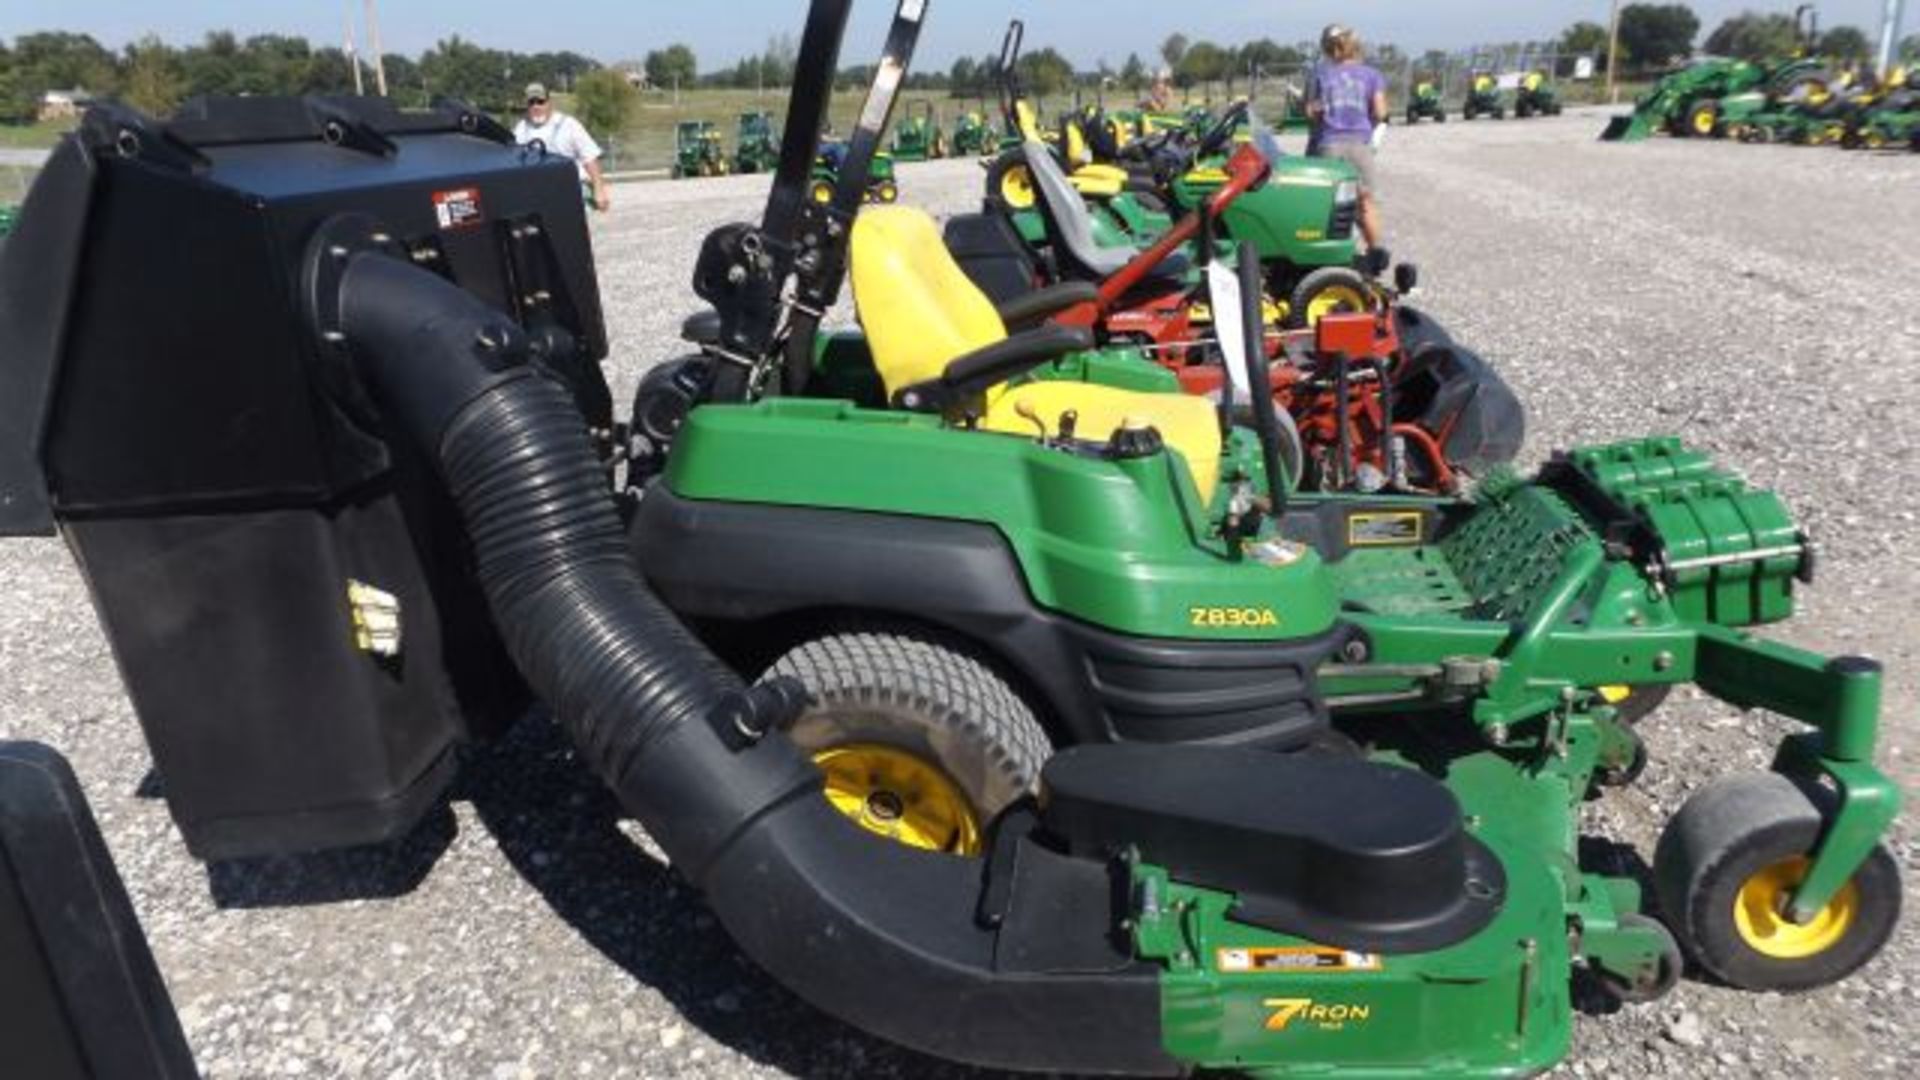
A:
513;112;603;180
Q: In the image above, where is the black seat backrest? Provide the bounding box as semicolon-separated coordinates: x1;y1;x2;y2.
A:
1038;742;1504;955
942;212;1042;305
0;742;198;1079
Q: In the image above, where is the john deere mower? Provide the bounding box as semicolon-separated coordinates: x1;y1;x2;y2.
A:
1462;73;1506;120
1406;79;1447;123
1513;72;1562;118
890;100;948;161
813;139;897;203
1605;7;1831;141
941;136;1516;494
734;111;782;173
672;119;732;177
952;105;998;155
1;5;1901;1080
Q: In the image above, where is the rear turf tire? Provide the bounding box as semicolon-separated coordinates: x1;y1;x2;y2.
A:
763;630;1052;852
1654;773;1902;992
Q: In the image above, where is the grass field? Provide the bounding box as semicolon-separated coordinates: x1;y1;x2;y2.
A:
591;87;980;173
0;117;74;149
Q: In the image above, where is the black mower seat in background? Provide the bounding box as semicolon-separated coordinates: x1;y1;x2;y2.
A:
1038;742;1506;954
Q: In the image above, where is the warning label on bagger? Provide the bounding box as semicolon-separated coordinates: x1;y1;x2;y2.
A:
1347;511;1424;547
433;187;484;230
1216;947;1383;974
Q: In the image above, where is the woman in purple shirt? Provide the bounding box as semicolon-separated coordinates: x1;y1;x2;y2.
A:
1306;25;1388;251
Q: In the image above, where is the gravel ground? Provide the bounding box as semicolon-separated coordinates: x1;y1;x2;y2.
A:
2;106;1917;1078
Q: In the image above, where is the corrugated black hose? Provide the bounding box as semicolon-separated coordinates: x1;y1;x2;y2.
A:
334;251;817;881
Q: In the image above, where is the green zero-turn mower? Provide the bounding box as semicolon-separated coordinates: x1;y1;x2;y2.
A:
1513;72;1562;118
889;99;947;161
733;111;781;174
0;5;1901;1080
671;118;732;177
1462;73;1506;120
1406;79;1446;124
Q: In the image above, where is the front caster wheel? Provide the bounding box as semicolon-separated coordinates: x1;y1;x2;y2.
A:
1655;773;1902;992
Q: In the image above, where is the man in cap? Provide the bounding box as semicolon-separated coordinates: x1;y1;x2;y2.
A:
513;81;611;212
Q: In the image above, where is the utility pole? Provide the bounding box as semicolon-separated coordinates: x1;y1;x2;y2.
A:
1605;0;1623;104
344;2;364;95
365;0;389;96
1876;0;1907;78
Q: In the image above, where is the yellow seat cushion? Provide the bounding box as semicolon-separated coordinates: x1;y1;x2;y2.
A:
982;381;1223;498
849;205;1222;499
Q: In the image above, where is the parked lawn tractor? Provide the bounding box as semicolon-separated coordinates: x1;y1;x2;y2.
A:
813;140;898;203
1;4;1902;1080
952;106;998;155
1604;8;1831;142
1513;72;1563;118
1462;73;1506;119
672;119;732;177
1840;69;1918;149
734;111;782;173
1406;79;1447;123
890;100;947;160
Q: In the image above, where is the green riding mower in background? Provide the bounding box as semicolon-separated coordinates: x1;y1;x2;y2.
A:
812;142;898;204
890;100;948;160
1514;72;1562;118
734;111;782;174
979;101;1377;332
1462;73;1506;119
0;2;1901;1078
952;106;999;155
0;203;17;242
1406;80;1446;123
1840;68;1917;149
672;119;733;177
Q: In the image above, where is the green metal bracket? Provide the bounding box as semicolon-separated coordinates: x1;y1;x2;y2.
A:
1772;734;1904;922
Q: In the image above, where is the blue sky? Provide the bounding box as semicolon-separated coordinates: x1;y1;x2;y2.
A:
0;2;1902;67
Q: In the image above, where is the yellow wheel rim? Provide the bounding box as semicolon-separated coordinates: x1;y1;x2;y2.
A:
813;745;983;856
1599;685;1632;704
1000;164;1036;209
810;181;834;204
1692;110;1716;135
1733;856;1858;959
1304;284;1369;326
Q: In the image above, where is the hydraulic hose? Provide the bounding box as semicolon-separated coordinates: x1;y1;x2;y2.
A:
329;249;1176;1075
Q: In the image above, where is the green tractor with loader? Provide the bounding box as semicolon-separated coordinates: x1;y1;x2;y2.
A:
0;3;1902;1079
671;118;732;177
733;111;782;173
1406;79;1447;123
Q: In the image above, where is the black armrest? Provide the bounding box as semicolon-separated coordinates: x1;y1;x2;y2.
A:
892;324;1096;412
995;281;1101;332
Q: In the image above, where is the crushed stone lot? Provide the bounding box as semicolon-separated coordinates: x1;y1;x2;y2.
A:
2;107;1917;1078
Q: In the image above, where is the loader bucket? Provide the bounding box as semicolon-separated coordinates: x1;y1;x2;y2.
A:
1601;112;1653;141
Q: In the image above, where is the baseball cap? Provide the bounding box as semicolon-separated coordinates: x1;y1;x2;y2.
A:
524;82;549;103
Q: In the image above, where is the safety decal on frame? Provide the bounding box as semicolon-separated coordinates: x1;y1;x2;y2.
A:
1216;946;1383;974
433;187;485;230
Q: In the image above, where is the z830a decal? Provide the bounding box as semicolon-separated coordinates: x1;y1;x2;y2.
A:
1190;606;1279;629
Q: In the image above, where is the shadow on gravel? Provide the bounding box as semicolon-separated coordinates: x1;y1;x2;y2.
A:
460;715;1024;1080
203;806;457;908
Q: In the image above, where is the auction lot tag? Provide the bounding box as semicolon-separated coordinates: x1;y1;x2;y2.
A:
433;187;484;230
1208;260;1253;402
